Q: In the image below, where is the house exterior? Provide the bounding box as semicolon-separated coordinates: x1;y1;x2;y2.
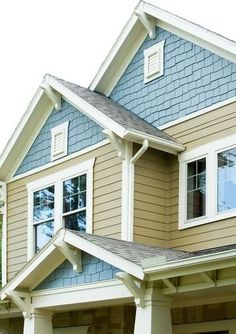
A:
0;1;236;333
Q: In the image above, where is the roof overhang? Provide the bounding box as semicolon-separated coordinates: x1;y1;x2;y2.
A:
89;0;236;95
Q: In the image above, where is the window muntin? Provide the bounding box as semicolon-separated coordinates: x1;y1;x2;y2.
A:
217;147;236;213
33;186;55;252
187;158;206;220
63;174;87;232
27;159;94;258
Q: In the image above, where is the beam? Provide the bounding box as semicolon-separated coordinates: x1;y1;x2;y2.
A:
40;83;61;111
53;240;82;272
135;5;156;39
7;291;31;319
116;272;145;307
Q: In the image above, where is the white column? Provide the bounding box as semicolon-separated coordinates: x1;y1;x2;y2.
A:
134;288;172;334
23;309;53;334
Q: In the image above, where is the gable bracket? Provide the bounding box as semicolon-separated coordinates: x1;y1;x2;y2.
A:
40;83;61;111
116;272;145;307
7;291;31;319
54;240;82;272
199;271;216;287
135;7;156;39
103;129;125;160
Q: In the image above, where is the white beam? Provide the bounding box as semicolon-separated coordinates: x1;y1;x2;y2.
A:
7;291;31;319
53;240;82;272
135;4;156;39
116;272;145;307
40;83;61;111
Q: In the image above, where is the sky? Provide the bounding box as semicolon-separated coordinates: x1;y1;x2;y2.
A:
0;0;235;155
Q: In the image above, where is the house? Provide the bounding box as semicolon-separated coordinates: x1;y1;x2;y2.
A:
0;0;236;333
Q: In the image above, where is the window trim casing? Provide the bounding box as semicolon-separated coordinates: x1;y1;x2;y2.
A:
179;134;236;230
144;40;165;83
27;158;95;260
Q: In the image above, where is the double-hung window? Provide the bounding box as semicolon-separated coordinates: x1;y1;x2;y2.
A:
27;159;94;259
179;134;236;229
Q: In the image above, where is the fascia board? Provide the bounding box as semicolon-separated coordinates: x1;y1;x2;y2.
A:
143;2;236;63
64;230;145;280
123;129;185;155
143;248;236;281
47;76;126;138
89;11;142;93
0;88;45;180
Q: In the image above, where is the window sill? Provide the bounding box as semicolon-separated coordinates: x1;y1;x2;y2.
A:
179;209;236;230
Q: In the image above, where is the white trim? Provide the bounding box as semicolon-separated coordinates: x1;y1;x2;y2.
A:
64;230;145;280
179;133;236;229
121;141;133;241
173;319;236;334
159;96;236;130
9;140;109;183
89;1;236;95
144;40;165;83
47;75;126;138
51;121;69;160
27;159;95;259
31;280;132;309
0;182;7;285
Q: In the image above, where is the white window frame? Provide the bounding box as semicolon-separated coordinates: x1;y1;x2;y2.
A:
51;121;69;161
179;134;236;229
27;158;95;259
144;40;165;83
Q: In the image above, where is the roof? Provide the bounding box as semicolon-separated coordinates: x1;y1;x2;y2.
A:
2;229;236;300
0;74;184;181
55;76;177;143
90;0;236;95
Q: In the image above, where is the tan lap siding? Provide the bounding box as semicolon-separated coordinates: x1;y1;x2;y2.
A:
6;143;122;280
133;147;169;247
165;101;236;251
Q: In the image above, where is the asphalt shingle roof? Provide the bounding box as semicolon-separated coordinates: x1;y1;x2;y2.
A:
70;231;190;265
53;76;179;144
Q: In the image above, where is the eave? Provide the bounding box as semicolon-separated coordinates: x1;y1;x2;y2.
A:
90;0;236;96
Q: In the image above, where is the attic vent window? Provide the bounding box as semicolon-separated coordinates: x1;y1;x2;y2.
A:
144;40;165;83
51;121;69;160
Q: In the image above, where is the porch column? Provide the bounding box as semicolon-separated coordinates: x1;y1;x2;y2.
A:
134;288;172;334
23;309;53;334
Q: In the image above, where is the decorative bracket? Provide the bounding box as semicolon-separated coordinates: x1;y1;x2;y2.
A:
7;291;31;319
162;278;177;293
135;6;156;39
40;83;61;111
199;272;216;287
116;272;145;307
102;129;125;160
54;240;82;272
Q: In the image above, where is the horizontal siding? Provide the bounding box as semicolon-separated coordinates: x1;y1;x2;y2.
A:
6;143;122;280
133;147;169;247
165;101;236;149
166;101;236;251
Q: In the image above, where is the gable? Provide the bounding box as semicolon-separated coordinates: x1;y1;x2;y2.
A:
15;99;105;176
109;27;236;128
35;252;120;290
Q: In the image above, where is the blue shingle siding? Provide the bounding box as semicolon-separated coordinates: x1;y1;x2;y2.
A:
15;100;105;176
35;252;120;290
109;27;236;127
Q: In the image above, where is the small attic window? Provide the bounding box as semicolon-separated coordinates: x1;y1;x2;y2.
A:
51;121;69;161
144;40;165;83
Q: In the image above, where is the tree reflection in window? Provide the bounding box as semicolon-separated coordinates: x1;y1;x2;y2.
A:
218;147;236;212
63;174;86;231
33;186;55;252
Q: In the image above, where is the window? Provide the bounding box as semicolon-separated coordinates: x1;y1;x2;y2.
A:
27;159;94;258
179;134;236;229
51;121;69;161
144;40;165;83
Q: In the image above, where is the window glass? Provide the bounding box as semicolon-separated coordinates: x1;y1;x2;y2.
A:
33;186;55;252
187;158;206;220
217;147;236;212
63;174;86;232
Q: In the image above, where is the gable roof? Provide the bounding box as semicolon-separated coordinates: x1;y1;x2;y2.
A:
0;74;184;180
2;228;236;301
90;0;236;95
